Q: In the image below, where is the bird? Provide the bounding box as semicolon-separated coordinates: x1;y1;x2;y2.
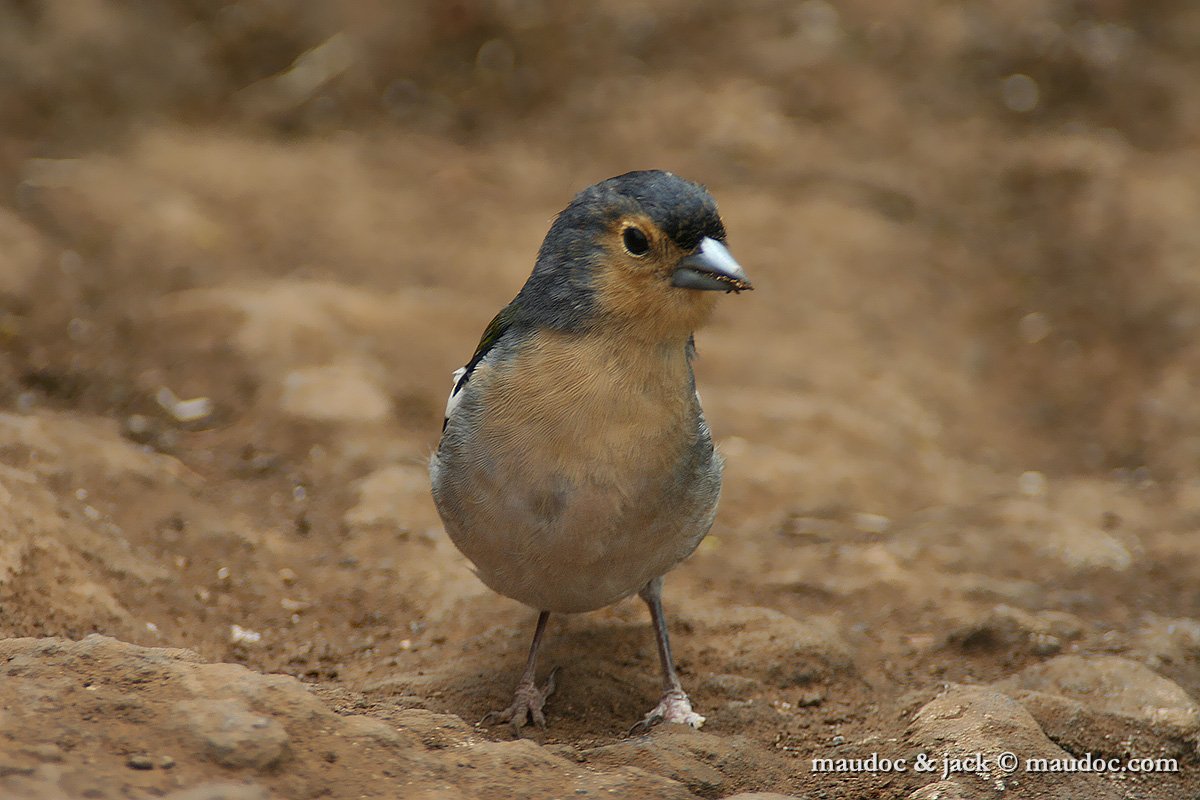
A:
430;170;750;735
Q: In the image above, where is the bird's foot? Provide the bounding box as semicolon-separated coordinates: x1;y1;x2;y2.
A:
480;667;559;736
628;688;705;735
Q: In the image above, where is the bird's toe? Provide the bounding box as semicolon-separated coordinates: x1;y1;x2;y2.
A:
628;688;704;736
483;669;559;737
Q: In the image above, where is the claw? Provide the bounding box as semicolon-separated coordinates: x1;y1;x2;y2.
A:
628;688;704;736
481;667;560;736
627;711;663;737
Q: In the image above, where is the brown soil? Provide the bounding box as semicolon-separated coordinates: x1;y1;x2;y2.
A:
1;2;1199;799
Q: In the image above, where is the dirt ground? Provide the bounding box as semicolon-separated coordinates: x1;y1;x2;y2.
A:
2;2;1200;798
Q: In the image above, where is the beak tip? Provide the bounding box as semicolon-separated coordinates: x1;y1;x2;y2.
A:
674;237;751;293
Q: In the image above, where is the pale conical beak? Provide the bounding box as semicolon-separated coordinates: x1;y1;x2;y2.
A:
672;237;752;293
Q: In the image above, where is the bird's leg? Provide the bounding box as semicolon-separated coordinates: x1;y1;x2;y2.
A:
481;610;558;736
629;576;705;734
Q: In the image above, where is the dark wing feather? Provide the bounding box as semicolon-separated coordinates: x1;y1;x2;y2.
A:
443;302;519;431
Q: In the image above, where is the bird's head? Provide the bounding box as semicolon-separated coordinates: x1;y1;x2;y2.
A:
517;171;751;340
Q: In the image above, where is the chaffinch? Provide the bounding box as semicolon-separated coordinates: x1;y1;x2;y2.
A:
430;170;751;735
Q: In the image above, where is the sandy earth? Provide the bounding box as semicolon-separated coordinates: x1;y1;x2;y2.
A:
1;2;1200;798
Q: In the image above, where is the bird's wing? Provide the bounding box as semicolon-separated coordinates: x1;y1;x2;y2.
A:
443;302;518;431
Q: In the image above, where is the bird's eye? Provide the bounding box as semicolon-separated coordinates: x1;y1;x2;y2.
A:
622;227;650;256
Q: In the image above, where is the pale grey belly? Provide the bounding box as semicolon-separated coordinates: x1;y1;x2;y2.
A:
430;447;721;613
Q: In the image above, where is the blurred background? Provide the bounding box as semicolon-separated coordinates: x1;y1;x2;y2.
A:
1;2;1199;798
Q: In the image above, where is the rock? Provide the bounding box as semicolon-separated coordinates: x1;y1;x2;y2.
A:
686;606;854;689
996;655;1200;758
909;684;1119;798
1129;616;1200;672
0;411;199;490
943;605;1084;658
721;793;808;800
388;707;476;746
152;280;469;426
0;411;190;646
999;498;1134;572
162;783;270;800
174;699;290;770
20;744;64;764
343;464;433;533
0;209;48;304
280;362;392;423
584;733;727;795
337;714;423;749
910;684;1069;766
0;470;171;650
905;780;977;799
155;282;396;370
453;738;695;799
582;727;794;798
0;634;717;798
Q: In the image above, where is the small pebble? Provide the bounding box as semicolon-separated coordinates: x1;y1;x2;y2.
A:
160;755;175;769
1030;634;1062;656
1018;310;1051;343
1001;73;1040;113
127;755;154;770
156;386;214;424
230;624;262;645
67;317;91;342
123;414;157;444
1018;470;1047;497
852;512;891;534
